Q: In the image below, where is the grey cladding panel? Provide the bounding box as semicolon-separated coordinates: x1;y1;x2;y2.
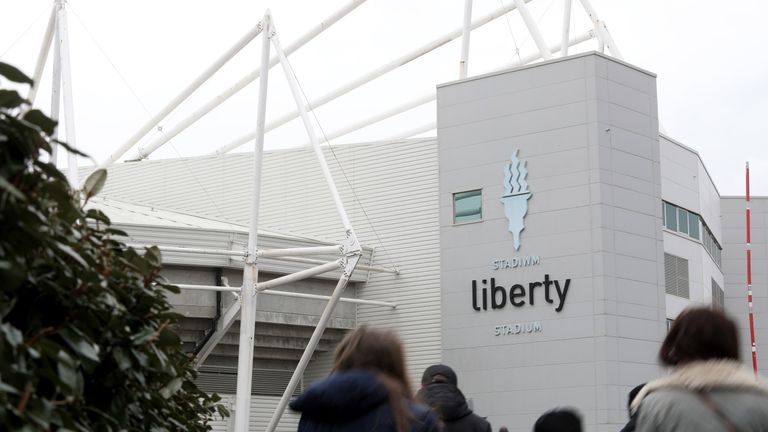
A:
437;54;664;431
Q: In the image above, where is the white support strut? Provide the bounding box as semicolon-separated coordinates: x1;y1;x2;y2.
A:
265;256;361;432
218;27;593;157
194;298;242;369
128;244;399;274
561;0;572;57
384;121;437;141
278;255;399;274
255;259;343;292
56;1;78;187
213;0;534;155
96;20;265;170
258;245;343;258
263;18;364;432
382;30;594;142
49;10;62;164
577;0;623;59
459;0;473;78
26;3;56;107
509;30;594;67
129;0;368;161
176;284;396;307
259;289;396;308
513;0;553;60
271;28;360;239
295;92;434;147
233;12;272;432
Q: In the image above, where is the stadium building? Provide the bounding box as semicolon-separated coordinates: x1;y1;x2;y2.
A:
92;52;766;431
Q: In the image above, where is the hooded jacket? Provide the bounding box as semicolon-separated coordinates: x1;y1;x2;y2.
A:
289;370;439;432
632;360;768;432
415;382;492;432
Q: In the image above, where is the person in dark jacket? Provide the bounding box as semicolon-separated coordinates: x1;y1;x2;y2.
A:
289;326;439;432
415;364;492;432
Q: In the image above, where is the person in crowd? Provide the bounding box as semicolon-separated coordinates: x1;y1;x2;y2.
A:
632;307;768;432
289;326;439;432
619;383;645;432
498;427;509;432
415;364;492;432
532;408;582;432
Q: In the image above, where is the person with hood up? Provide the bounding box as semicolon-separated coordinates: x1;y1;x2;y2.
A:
632;307;768;432
415;364;492;432
289;326;439;432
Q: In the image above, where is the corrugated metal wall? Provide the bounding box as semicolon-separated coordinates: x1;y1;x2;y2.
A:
99;138;443;397
195;366;302;396
208;395;301;431
258;140;444;386
303;350;335;387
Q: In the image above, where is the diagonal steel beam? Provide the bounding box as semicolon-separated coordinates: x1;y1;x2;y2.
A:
193;296;242;369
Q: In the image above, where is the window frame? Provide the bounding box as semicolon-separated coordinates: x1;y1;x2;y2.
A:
453;189;483;225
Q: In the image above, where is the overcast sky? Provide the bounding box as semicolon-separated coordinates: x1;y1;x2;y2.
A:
1;0;766;196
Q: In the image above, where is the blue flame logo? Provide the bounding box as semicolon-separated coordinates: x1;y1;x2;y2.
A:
500;150;532;251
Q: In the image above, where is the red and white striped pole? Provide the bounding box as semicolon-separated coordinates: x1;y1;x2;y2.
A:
746;161;759;375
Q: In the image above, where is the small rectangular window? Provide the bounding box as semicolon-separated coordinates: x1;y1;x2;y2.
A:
453;190;482;224
678;208;689;235
688;213;700;239
664;203;677;231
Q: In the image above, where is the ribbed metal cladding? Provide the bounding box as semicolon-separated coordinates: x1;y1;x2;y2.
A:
711;278;724;308
664;253;689;299
206;395;301;431
195;366;302;396
98;139;444;388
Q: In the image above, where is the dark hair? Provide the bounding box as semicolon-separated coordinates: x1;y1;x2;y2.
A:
333;326;412;432
533;408;582;432
659;307;740;366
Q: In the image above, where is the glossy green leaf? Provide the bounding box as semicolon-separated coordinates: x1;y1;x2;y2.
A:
112;347;132;371
0;176;25;200
131;327;155;346
1;322;23;347
143;245;162;267
57;353;79;391
60;327;100;362
0;61;33;84
0;62;227;429
0;89;26;108
23;109;57;136
0;380;19;394
82;168;107;200
54;243;88;267
159;377;183;399
156;328;180;347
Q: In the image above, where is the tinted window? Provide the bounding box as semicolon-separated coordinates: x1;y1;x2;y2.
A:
454;190;482;223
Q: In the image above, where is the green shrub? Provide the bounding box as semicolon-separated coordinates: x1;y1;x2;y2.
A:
0;62;227;431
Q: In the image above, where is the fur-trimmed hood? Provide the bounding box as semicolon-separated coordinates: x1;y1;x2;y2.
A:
631;360;768;414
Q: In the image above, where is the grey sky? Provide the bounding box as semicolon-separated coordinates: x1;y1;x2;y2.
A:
1;0;766;195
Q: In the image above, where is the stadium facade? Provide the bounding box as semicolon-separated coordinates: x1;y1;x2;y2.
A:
93;52;766;431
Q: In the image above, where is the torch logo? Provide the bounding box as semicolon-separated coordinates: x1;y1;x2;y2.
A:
500;150;532;251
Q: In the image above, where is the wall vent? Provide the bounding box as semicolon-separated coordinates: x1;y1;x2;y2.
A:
195;366;302;396
664;253;689;299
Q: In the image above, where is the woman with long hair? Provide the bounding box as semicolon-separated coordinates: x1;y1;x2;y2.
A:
632;307;768;431
289;326;439;432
